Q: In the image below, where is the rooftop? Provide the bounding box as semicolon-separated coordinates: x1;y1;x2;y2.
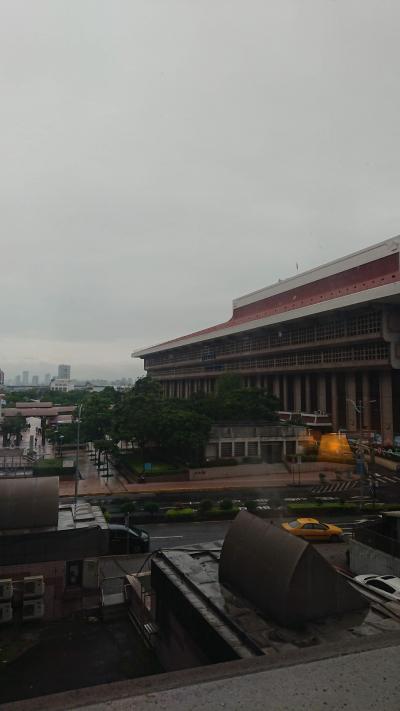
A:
133;236;400;356
147;539;396;661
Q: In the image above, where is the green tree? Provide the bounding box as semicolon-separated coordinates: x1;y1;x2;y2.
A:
1;415;26;446
80;390;117;442
157;402;211;465
111;377;163;458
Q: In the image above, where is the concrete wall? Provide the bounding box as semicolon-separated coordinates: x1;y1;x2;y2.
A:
0;559;100;620
349;539;400;577
189;462;285;481
285;461;354;475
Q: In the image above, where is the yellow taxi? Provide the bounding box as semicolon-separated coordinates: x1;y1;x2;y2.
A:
281;518;343;542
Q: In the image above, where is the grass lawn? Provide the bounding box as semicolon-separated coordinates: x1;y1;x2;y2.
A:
118;453;184;475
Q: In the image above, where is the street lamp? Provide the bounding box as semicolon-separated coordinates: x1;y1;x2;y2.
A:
346;398;376;435
346;398;377;507
58;434;64;459
75;402;84;517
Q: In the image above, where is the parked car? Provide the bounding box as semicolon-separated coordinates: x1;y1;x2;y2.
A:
108;524;150;554
354;575;400;601
281;518;343;542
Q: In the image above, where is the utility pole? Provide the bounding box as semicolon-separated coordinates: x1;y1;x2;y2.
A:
74;402;83;519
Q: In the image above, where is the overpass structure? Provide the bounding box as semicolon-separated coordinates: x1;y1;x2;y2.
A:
133;237;400;444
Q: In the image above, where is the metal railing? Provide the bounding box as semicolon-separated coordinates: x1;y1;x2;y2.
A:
354;527;400;559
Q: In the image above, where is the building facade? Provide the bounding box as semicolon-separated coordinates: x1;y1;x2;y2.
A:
133;239;400;444
0;368;4;386
58;364;71;380
50;378;75;392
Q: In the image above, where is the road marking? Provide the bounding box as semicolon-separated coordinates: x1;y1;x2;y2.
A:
151;535;184;540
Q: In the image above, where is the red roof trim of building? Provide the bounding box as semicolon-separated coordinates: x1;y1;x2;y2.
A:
152;252;400;350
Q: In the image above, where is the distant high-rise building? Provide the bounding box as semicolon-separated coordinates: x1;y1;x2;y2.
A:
32;375;39;386
44;373;51;385
22;371;29;386
15;375;21;386
0;368;4;386
58;364;71;380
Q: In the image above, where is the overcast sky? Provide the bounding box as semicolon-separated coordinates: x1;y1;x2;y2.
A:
1;0;400;381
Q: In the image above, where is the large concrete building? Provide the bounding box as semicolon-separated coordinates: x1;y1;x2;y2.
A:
133;238;400;445
58;363;71;380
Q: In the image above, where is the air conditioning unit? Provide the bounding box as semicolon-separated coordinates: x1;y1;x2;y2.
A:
0;602;13;624
82;559;99;590
0;579;13;601
23;576;45;599
23;599;44;621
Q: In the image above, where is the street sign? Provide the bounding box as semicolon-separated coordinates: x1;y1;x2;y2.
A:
144;463;152;472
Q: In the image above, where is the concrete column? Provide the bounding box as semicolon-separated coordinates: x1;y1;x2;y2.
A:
169;381;174;398
331;373;338;431
282;376;289;410
362;372;371;430
272;376;280;402
293;375;302;412
380;371;393;445
317;374;327;413
305;375;311;413
345;373;358;432
256;374;262;389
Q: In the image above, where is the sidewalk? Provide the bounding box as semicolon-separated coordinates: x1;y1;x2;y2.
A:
59;449;129;497
59;455;342;497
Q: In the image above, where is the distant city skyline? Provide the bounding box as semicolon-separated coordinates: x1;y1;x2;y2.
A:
3;362;138;384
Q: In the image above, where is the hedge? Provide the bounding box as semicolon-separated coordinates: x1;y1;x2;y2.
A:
32;459;76;477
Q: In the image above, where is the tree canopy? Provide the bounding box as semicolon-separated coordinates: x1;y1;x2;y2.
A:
2;375;279;466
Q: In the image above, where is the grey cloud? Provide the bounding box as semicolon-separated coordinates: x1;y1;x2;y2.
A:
1;0;400;379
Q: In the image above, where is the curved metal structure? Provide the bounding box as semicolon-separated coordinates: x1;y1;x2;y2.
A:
219;511;366;626
0;476;59;530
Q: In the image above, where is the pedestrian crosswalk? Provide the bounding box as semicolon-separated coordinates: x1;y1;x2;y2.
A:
374;472;400;486
311;481;357;494
312;472;400;494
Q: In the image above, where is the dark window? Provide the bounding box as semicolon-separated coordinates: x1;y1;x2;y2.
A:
313;523;328;530
302;523;314;529
66;560;83;587
366;579;395;594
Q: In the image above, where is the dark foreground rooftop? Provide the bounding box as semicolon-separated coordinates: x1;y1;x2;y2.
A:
4;632;400;711
150;539;399;659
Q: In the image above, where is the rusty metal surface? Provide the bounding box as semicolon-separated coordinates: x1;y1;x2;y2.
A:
0;476;59;530
219;510;367;626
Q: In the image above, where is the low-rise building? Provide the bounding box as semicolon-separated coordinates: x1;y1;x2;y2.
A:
206;422;306;462
50;377;75;392
126;512;371;672
0;477;108;621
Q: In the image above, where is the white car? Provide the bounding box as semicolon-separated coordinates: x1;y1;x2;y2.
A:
354;574;400;602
